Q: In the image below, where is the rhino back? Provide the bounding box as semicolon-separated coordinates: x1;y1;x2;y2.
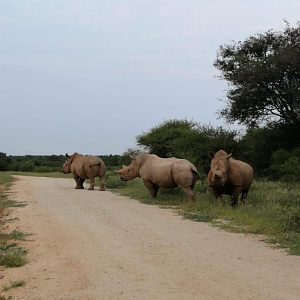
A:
83;156;104;177
139;156;197;188
139;156;177;187
228;159;253;189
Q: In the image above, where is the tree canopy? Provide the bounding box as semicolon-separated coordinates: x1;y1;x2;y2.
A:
214;21;300;127
136;119;239;176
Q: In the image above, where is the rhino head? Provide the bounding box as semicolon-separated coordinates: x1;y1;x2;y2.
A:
115;153;139;181
208;150;232;186
62;153;72;174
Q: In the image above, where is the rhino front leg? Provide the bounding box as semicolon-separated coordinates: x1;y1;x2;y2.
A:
88;177;95;190
231;187;242;208
143;180;159;197
73;173;84;189
99;176;105;191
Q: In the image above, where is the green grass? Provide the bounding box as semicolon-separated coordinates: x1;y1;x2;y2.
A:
109;175;300;255
3;280;25;291
0;173;29;268
0;296;12;300
0;173;12;185
6;171;71;178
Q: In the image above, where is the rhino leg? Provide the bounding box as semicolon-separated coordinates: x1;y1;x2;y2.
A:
180;186;195;202
79;178;85;187
99;176;105;191
231;187;242;208
73;174;84;189
88;177;95;190
143;180;159;197
241;189;249;205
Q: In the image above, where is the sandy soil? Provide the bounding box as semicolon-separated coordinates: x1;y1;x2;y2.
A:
1;176;300;300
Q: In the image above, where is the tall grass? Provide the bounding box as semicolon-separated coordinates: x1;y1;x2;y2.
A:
0;173;28;267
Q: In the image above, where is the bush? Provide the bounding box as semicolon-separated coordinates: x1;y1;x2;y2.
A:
33;166;62;173
105;170;127;189
19;162;35;172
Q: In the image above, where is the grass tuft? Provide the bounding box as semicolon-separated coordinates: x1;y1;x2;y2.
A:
3;280;26;291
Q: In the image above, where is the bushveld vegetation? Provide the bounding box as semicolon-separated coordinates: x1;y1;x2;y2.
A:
0;22;299;255
0;173;28;268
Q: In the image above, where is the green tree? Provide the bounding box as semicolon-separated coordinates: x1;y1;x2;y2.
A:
0;152;11;171
214;21;300;127
136;119;239;176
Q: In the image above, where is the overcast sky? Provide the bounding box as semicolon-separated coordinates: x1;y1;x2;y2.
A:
1;0;299;155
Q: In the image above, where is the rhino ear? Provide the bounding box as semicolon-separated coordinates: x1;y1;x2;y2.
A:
208;151;215;159
226;153;232;160
130;152;136;159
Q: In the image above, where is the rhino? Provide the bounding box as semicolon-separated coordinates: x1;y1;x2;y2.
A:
115;152;200;202
208;150;254;207
63;152;106;191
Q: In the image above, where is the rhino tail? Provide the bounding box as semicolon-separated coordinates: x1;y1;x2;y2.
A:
89;162;100;168
191;166;200;189
89;161;106;177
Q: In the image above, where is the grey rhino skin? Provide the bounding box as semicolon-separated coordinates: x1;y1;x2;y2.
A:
63;152;106;191
208;150;253;207
115;152;200;202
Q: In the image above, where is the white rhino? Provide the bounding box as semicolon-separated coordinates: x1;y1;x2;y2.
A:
208;150;254;207
115;152;200;202
63;152;106;191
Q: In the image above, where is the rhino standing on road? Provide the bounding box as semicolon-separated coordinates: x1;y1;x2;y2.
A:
208;150;254;207
115;152;200;202
63;152;106;191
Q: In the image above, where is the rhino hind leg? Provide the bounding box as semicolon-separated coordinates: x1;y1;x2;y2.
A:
180;186;195;202
88;177;95;190
99;176;105;191
143;180;159;197
73;174;84;189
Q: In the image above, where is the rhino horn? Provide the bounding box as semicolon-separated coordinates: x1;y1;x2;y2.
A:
226;153;232;160
66;153;70;158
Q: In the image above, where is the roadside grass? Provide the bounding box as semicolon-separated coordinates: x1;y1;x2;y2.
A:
6;171;71;179
107;174;300;255
0;296;12;300
2;280;25;292
0;173;28;268
5;170;300;254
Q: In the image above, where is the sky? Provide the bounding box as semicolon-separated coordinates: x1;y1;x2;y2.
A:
1;0;299;155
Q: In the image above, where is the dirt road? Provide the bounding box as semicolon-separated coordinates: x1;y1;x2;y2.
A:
2;176;300;300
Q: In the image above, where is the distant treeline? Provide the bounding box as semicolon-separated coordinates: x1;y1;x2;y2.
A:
1;118;300;182
0;153;122;173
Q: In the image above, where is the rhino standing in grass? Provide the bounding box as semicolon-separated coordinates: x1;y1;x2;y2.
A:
115;152;200;202
208;150;254;207
63;152;106;191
